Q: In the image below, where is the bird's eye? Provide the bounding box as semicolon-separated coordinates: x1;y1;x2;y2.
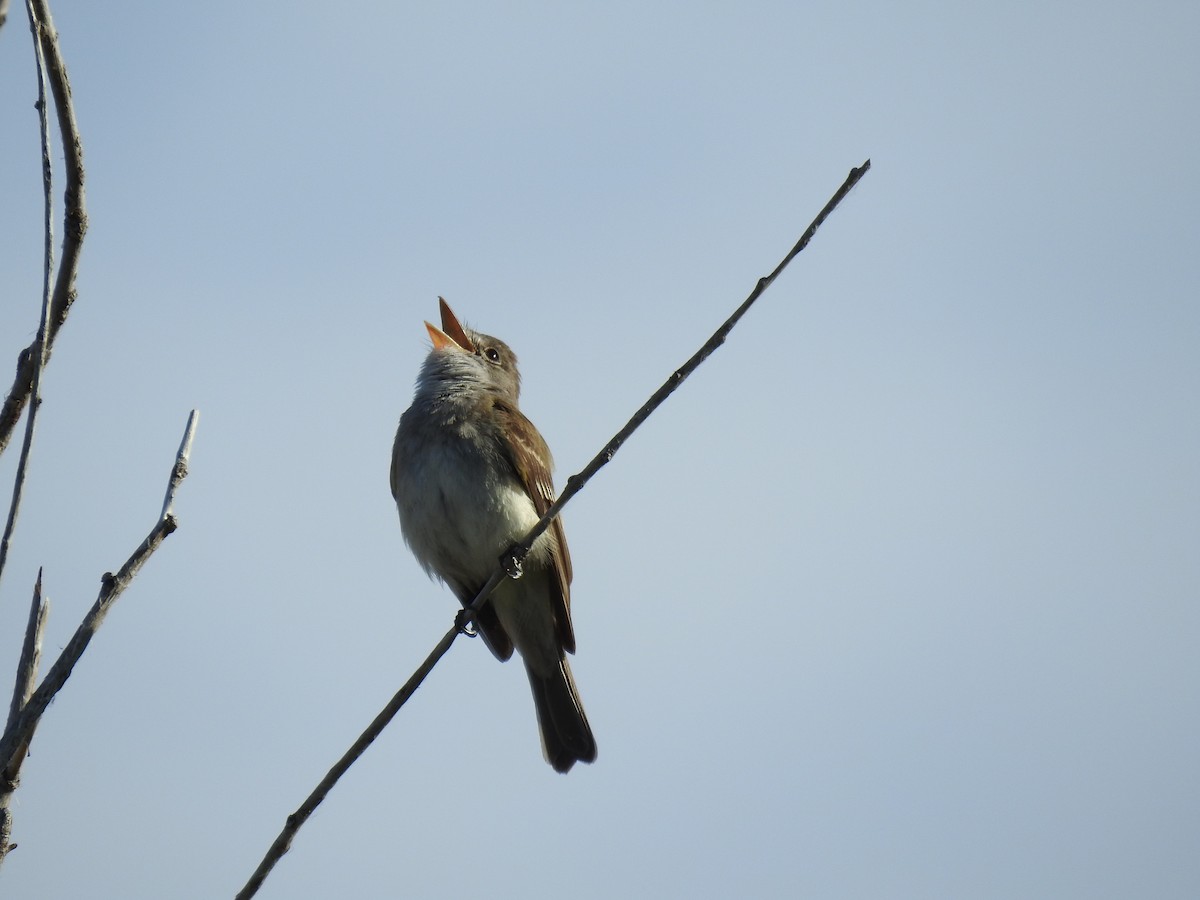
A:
484;347;501;363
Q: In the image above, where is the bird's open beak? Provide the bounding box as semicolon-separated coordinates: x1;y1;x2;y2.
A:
425;297;475;352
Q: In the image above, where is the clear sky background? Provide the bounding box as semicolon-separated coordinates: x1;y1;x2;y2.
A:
1;2;1197;898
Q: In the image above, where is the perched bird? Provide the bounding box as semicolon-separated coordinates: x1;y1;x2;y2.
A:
390;298;596;773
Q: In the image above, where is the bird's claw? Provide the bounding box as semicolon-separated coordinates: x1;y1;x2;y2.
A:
501;549;524;580
455;609;478;637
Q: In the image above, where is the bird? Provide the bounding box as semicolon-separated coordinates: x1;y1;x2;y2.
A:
390;298;597;773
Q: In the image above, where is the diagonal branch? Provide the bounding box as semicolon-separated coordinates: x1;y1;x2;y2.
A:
0;0;88;459
162;409;199;520
234;625;459;900
235;160;871;898
498;158;872;581
0;411;200;778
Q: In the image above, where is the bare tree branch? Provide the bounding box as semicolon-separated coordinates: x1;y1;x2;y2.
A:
0;411;200;778
0;0;87;458
6;570;47;735
162;409;199;520
234;625;459;900
1;0;193;870
0;0;56;603
0;572;49;861
236;160;872;897
502;159;872;578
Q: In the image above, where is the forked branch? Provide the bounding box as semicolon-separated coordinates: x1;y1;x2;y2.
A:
0;412;200;780
0;0;87;458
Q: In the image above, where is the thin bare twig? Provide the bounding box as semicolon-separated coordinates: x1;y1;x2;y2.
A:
6;570;48;731
234;626;459;900
0;0;71;864
236;160;871;898
503;159;872;576
162;409;199;520
0;572;49;861
0;411;200;777
0;0;87;458
0;0;57;604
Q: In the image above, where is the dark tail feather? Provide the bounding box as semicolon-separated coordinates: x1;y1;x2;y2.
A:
525;659;597;773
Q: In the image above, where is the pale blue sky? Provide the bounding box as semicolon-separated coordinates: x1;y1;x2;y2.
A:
1;2;1198;898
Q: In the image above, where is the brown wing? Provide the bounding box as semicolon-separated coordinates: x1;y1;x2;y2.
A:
490;398;576;654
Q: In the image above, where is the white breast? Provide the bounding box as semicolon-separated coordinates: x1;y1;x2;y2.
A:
395;438;545;587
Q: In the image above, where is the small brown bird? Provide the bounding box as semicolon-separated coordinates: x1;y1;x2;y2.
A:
390;299;596;772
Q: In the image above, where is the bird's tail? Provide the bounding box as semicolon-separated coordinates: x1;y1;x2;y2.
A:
525;658;597;774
